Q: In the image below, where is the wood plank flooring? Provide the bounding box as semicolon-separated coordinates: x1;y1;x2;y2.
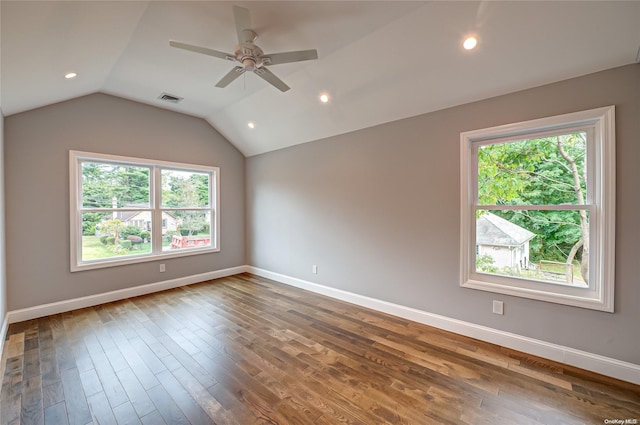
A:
1;273;639;424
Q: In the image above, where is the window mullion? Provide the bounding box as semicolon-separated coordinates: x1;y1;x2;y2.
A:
475;204;594;211
152;167;163;254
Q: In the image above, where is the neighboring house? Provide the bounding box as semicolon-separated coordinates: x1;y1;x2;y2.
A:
476;212;536;270
99;202;181;235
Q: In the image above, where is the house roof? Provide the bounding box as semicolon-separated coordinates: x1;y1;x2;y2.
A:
111;205;178;223
476;213;535;247
2;1;639;156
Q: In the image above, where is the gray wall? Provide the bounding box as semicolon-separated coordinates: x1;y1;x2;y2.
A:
0;2;5;327
0;110;6;325
246;64;640;364
5;93;245;310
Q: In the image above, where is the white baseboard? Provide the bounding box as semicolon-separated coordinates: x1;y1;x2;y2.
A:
7;265;246;324
246;266;640;385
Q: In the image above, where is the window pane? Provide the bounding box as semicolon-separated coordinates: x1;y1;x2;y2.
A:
82;162;150;208
477;133;587;206
161;170;210;208
162;210;212;251
81;212;152;261
475;209;588;287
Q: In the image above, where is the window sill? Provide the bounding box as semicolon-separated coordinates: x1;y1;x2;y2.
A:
461;277;613;312
71;246;220;272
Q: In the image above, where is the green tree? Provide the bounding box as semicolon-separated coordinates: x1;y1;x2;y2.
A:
478;133;588;283
82;162;150;233
162;171;209;236
96;219;124;246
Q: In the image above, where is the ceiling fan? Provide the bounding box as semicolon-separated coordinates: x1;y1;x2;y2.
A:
169;5;318;92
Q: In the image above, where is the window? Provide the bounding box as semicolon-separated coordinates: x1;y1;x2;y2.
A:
70;151;219;271
460;106;615;311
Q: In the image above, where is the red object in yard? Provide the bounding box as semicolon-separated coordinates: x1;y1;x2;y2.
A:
170;234;211;249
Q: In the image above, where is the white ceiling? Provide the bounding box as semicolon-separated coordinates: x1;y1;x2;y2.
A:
2;1;639;156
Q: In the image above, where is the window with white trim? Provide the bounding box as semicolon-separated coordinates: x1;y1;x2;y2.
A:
70;151;220;271
460;106;615;311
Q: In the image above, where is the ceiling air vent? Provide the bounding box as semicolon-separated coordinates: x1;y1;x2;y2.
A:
158;92;183;103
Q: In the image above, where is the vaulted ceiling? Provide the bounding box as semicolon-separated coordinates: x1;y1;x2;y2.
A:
2;1;639;156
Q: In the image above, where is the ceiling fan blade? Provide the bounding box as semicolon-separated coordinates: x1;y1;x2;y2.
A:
262;49;318;65
170;41;233;61
233;5;254;44
254;67;290;92
215;66;245;88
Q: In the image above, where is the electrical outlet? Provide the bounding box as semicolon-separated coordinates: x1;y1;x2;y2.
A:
492;300;504;315
312;265;318;274
160;264;166;273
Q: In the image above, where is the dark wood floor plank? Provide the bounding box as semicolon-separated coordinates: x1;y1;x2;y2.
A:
78;369;103;399
42;381;64;409
146;382;191;425
106;330;160;391
85;349;128;409
44;401;70;425
39;354;60;390
155;369;214;425
111;402;142;425
127;337;167;376
113;368;155;419
3;273;639;425
86;391;117;425
21;375;44;425
60;368;92;425
138;410;167;425
170;366;239;425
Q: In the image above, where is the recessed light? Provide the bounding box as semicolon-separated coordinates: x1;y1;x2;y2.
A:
65;72;77;79
319;93;329;103
463;36;478;50
247;121;255;129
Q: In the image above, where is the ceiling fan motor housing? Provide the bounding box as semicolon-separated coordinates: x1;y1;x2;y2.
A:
236;43;264;71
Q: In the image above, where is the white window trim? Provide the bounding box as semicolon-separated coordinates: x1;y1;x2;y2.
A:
460;106;615;312
70;150;220;272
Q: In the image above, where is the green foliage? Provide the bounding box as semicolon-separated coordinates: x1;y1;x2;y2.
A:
478;135;586;206
82;212;105;236
83;221;96;236
100;236;109;245
112;244;129;255
162;171;210;236
82;236;151;260
478;134;587;264
118;240;132;250
105;236;115;245
121;225;142;238
81;163;150;234
82;164;211;244
476;254;498;273
140;231;150;240
96;219;124;243
82;162;150;208
162;171;209;208
164;230;180;242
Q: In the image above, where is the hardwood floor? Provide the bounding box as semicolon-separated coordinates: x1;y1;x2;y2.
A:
1;273;639;425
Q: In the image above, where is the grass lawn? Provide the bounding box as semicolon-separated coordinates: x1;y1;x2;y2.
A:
82;236;151;261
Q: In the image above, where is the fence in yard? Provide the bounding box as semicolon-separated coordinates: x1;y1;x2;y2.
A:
538;260;572;283
170;234;211;249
